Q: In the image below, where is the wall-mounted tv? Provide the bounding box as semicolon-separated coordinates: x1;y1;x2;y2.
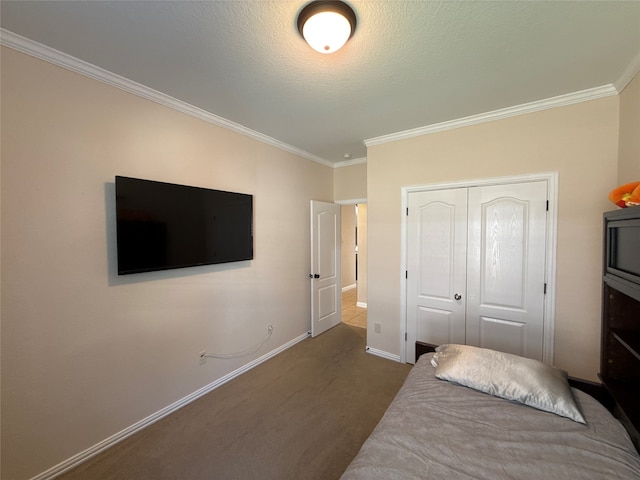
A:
115;176;253;275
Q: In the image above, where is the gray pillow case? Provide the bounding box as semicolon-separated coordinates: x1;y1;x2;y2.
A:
431;344;586;424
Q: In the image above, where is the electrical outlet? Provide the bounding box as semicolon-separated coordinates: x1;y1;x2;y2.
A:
374;323;382;334
199;350;207;365
267;324;273;334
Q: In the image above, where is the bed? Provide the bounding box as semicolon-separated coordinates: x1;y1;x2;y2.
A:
340;345;640;480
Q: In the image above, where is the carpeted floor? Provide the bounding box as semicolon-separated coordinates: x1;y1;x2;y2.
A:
58;324;412;480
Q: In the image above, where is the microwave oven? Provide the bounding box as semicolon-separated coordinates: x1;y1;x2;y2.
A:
604;206;640;285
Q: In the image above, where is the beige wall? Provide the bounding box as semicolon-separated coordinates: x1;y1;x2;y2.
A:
618;71;640;183
366;96;620;381
1;47;333;480
334;162;367;202
2;41;635;480
341;205;357;288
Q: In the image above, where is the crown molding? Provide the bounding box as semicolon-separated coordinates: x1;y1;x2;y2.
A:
614;50;640;93
333;156;367;169
0;28;334;168
364;84;618;147
2;28;632;165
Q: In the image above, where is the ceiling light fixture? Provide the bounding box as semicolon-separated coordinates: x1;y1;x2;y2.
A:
297;1;357;54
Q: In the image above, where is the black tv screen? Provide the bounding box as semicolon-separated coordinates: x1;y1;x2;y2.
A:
115;176;253;275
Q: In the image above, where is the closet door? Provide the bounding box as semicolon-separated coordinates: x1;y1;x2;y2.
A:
406;180;548;363
406;188;468;362
465;181;547;360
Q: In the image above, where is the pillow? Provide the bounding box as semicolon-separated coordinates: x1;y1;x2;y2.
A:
431;344;585;424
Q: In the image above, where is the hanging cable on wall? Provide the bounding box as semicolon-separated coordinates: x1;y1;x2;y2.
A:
202;325;273;360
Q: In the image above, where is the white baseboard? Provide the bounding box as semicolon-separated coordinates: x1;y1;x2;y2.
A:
356;301;367;309
30;332;309;480
341;284;356;292
365;346;401;363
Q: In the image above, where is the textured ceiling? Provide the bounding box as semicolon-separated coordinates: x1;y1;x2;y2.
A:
1;1;639;164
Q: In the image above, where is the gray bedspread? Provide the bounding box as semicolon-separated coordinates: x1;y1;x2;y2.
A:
341;354;640;480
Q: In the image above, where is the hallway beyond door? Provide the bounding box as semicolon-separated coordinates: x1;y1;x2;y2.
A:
342;288;367;329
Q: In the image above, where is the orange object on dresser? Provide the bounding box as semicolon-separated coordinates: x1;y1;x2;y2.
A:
609;181;640;208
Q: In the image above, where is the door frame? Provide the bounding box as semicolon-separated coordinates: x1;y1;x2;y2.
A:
336;199;368;309
400;172;558;364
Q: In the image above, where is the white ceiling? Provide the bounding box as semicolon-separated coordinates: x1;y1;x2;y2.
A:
1;1;639;165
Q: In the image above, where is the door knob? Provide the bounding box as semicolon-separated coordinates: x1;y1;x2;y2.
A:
454;293;462;300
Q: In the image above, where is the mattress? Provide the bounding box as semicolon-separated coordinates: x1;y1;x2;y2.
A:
340;354;640;480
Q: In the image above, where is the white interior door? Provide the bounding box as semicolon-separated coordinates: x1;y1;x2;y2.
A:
310;200;342;337
466;181;548;360
406;188;468;362
406;180;548;363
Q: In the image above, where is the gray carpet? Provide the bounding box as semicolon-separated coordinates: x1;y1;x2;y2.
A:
59;324;412;480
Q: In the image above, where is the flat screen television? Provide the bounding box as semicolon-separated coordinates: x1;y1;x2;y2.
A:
115;176;253;275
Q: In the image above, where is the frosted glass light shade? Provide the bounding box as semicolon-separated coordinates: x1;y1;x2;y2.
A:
297;1;357;54
302;11;352;53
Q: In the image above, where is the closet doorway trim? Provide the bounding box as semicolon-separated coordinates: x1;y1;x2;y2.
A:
399;172;558;364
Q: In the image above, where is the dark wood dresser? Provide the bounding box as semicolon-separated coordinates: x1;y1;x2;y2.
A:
600;206;640;451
